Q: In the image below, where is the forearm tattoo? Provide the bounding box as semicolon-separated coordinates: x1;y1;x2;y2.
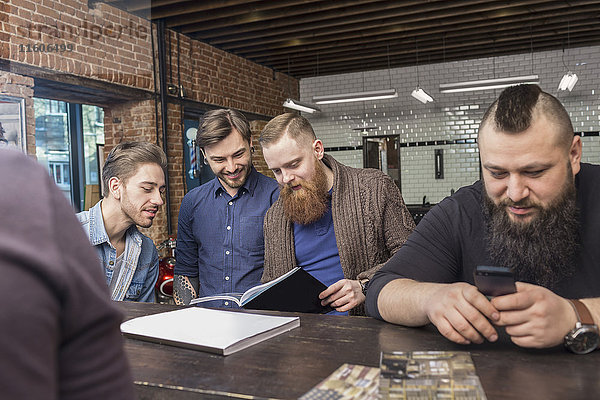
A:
173;275;198;305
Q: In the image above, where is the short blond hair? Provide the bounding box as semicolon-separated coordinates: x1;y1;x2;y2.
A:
259;113;316;147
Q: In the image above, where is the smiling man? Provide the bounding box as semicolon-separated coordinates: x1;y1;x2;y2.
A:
259;113;414;315
77;141;167;302
367;85;600;353
174;109;278;306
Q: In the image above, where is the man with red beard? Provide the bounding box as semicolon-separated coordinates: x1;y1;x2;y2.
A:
259;113;415;315
174;109;279;307
77;141;167;302
368;85;600;353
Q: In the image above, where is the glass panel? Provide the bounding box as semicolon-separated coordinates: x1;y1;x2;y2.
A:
82;104;105;185
34;98;71;201
363;136;401;188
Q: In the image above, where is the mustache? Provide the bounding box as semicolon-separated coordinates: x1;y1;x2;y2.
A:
497;198;538;208
280;180;304;190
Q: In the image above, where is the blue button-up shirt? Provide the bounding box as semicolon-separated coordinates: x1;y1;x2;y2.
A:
77;201;159;302
175;167;279;307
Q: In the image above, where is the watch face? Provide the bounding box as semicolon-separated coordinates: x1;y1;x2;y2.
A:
566;327;600;355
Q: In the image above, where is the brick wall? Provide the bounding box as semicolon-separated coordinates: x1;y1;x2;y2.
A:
166;30;297;117
6;0;153;89
301;45;600;204
3;0;297;245
250;119;275;179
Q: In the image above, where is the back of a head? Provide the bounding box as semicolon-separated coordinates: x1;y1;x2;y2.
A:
101;141;167;197
196;109;251;148
480;84;574;148
259;113;316;147
0;148;135;399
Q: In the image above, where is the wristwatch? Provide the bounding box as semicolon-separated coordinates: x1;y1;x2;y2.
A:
564;299;599;354
359;279;369;296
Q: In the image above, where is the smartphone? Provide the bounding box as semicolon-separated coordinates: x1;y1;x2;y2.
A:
474;265;516;297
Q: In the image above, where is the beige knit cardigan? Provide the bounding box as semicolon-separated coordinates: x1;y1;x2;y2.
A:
262;154;415;315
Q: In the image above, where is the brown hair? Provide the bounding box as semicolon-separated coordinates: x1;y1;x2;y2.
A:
102;141;167;197
480;84;574;148
259;113;316;146
196;109;251;148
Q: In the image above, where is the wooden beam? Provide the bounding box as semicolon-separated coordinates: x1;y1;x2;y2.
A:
151;0;312;19
254;19;596;69
266;28;598;72
224;5;600;57
285;35;600;77
160;0;327;23
0;60;153;105
217;0;599;51
172;0;412;32
131;0;197;12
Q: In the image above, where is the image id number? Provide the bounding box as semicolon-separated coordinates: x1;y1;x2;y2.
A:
19;43;74;52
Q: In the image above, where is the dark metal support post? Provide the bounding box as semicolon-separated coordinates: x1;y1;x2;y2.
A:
68;103;85;212
156;19;172;235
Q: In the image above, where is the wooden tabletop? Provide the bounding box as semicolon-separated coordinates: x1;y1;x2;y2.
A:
119;302;600;400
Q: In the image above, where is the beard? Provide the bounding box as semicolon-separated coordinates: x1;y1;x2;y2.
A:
482;170;579;289
280;159;330;225
120;189;158;229
214;159;252;191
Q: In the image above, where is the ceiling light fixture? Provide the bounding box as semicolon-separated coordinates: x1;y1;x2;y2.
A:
558;30;578;92
411;40;434;104
312;89;398;104
439;75;540;93
411;87;434;103
314;45;397;106
283;98;320;114
281;56;320;114
558;72;578;91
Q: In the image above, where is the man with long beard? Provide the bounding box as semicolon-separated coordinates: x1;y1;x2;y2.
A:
259;113;415;315
367;84;600;353
174;109;279;306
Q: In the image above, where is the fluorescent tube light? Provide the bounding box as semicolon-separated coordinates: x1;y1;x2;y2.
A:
558;72;578;91
283;98;320;114
312;89;398;104
411;87;434;103
439;75;539;93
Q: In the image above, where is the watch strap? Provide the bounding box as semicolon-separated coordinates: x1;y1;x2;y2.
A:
569;299;595;326
359;279;369;295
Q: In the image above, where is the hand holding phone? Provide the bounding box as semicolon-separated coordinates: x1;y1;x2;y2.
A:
474;265;516;297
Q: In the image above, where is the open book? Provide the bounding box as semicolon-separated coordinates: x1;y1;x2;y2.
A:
190;267;333;313
120;307;299;356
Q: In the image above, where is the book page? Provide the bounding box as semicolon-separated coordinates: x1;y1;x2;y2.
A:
190;293;244;306
240;267;300;304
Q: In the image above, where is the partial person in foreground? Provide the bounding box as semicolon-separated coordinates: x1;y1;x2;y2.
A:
259;113;415;315
367;84;600;353
174;109;278;307
77;141;167;302
0;148;134;399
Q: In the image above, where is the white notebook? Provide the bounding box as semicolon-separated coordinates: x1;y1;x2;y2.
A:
120;307;300;356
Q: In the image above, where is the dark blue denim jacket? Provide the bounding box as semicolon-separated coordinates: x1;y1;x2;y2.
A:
77;201;158;302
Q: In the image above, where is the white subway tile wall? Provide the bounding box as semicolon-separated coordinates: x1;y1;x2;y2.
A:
302;46;600;204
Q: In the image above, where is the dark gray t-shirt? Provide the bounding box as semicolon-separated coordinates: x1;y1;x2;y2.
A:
366;163;600;319
0;149;134;399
